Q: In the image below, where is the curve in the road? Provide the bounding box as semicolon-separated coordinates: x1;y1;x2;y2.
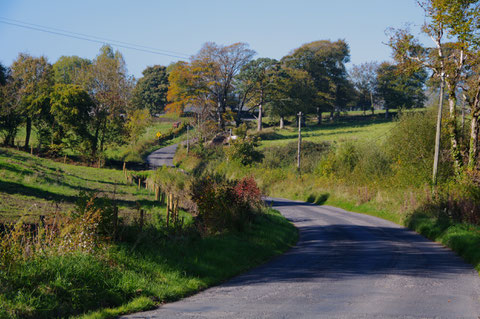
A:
122;197;480;319
146;144;178;169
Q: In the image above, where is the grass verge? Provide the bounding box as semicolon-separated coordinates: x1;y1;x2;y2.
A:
0;208;297;318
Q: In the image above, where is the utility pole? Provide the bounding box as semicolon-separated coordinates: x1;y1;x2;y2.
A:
297;111;302;170
186;124;190;155
433;75;445;185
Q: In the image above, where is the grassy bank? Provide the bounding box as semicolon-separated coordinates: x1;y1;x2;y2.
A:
0;147;297;318
1;208;296;319
0;147;155;222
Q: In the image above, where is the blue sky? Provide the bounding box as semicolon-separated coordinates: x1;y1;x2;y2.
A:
1;0;427;79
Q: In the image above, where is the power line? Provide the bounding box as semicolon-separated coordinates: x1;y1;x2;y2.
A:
0;17;191;59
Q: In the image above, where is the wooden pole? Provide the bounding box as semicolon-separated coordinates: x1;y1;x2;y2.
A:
297;111;302;170
166;194;171;227
139;209;144;231
187;125;190;155
433;75;445;185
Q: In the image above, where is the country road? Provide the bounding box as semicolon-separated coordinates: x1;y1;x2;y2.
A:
122;197;480;319
146;144;177;169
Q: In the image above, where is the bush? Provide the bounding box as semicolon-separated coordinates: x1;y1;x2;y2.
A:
190;174;262;234
0;193;114;271
385;109;452;186
225;136;263;165
263;141;330;172
316;142;358;178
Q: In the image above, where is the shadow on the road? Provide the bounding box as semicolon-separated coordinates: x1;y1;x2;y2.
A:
222;222;473;287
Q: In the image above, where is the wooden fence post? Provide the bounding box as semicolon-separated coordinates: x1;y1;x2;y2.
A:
139;209;144;231
166;193;171;227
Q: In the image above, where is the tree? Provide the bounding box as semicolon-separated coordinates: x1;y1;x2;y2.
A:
235;58;279;130
376;62;427;116
388;0;480;177
167;42;255;129
53;56;91;85
81;45;134;160
0;63;6;85
282;40;353;123
49;84;96;156
350;62;379;115
269;67;317;128
0;65;23;146
125;108;151;145
131;65;169;115
460;50;480;170
10;53;54;150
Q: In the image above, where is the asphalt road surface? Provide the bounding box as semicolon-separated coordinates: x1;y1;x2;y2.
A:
122;197;480;319
146;144;178;169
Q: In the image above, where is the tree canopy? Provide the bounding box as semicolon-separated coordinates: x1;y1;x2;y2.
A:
131;65;169;116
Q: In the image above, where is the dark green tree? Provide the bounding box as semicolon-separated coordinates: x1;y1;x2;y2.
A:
376;62;427;117
0;65;23;146
10;53;54;150
50;84;96;157
131;65;169;115
282;40;354;122
269;67;317;128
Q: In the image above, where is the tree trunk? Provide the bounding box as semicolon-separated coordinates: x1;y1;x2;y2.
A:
447;92;462;175
468;111;479;171
433;78;445;185
297;112;302;170
370;91;374;115
330;110;334;121
24;116;31;150
279;116;284;129
385;108;389;119
257;104;262;131
217;100;224;130
316;107;322;125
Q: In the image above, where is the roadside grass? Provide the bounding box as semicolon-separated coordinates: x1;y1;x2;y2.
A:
0;208;297;319
406;213;480;273
207;157;480;275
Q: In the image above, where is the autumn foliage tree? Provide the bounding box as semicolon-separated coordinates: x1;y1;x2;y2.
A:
167;42;255;129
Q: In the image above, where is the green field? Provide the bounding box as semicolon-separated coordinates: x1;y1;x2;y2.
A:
257;117;395;148
0;147;157;222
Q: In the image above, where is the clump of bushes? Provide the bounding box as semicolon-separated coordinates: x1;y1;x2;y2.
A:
225;124;263;165
0;193;116;269
263;141;330;172
190;174;263;234
385;109;452;187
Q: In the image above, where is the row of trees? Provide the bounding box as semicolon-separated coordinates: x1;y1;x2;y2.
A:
166;40;428;131
387;0;480;175
0;46;161;162
0;39;429;161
